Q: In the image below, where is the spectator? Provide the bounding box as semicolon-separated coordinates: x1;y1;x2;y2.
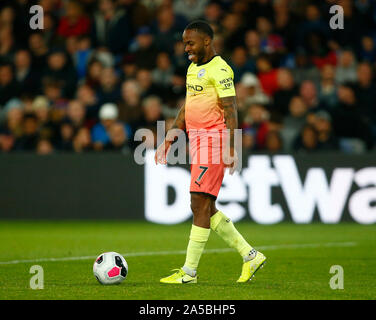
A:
256;54;279;97
57;0;91;39
14;113;39;151
14;49;41;95
272;68;298;117
241;103;270;150
312;110;339;151
0;99;24;140
231;0;251;21
299;80;323;111
152;52;174;88
32;96;56;142
130;26;159;70
73;127;93;152
293;124;320;153
164;68;186;108
91;103;131;151
171;40;189;71
85;59;104;90
330;0;364;49
20;94;34;114
104;121;131;154
248;0;274;23
239;72;270;109
242;128;255;151
28;33;49;69
36;138;54;155
358;35;376;63
353;62;376;126
0;63;20;107
66;100;87;131
203;1;223;24
234;81;249;120
57;120;74;152
174;0;208;21
0;25;16;64
0;5;28;45
119;54;138;81
134;95;166;149
265;130;283;153
256;16;285;55
74;35;94;80
221;12;246;54
291;48;321;86
76;83;100;123
91;0;131;54
38;0;62;15
151;4;187;53
318;64;338;109
298;4;329;48
96;67;121;104
139;0;165;12
41;13;59;47
306;32;337;69
244;30;261;62
136;68;161;98
118;79;142;131
332;83;373;150
118;0;151;34
138;95;165;132
213;32;225;56
273;0;298;51
43;48;78;99
0;129;14;153
354;0;375;32
335;49;358;84
0;64;19;106
281;96;308;151
230;46;256;82
42;78;67;110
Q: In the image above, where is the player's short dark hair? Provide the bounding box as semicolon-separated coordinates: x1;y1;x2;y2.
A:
185;20;214;39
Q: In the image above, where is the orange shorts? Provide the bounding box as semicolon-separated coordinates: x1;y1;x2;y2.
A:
188;128;227;198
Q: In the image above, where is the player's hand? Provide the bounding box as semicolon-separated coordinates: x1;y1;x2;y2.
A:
223;147;238;175
154;140;172;165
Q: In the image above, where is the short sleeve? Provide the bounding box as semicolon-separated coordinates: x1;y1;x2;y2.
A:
210;63;236;98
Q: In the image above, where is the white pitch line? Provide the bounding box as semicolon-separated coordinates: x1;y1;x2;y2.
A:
0;242;357;266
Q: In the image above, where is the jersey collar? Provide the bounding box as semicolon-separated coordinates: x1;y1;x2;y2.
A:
196;55;219;66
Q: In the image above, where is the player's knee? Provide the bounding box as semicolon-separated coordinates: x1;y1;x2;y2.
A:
190;194;211;215
190;198;201;214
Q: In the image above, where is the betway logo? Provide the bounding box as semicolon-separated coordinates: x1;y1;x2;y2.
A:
144;151;376;224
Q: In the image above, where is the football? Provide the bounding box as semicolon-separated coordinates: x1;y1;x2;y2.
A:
93;252;128;285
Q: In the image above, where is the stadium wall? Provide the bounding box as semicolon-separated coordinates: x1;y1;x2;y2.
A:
1;151;375;224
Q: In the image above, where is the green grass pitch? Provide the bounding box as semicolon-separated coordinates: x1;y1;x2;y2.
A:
0;221;375;300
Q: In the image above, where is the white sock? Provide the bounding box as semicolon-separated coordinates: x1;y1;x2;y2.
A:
182;265;196;277
243;248;257;262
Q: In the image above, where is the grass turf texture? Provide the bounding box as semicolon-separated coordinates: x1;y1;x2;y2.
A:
0;221;375;300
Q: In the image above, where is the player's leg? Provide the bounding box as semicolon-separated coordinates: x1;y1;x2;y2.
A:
160;192;214;284
181;192;216;276
210;202;266;283
209;201;254;260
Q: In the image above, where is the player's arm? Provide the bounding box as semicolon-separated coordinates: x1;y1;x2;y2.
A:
210;60;238;173
154;103;185;165
220;96;239;174
220;96;238;149
169;103;186;132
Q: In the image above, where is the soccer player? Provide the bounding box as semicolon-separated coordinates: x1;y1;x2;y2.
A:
155;21;266;284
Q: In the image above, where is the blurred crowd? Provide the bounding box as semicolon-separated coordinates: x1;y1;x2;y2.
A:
0;0;376;155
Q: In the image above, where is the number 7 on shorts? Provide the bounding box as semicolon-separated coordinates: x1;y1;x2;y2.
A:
196;166;208;184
